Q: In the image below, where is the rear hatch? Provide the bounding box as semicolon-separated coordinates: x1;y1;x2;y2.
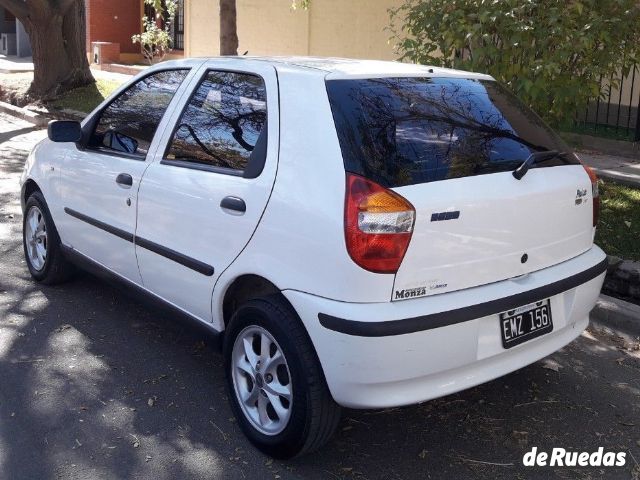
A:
326;76;595;300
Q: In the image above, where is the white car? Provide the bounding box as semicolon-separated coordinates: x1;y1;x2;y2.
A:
20;57;606;458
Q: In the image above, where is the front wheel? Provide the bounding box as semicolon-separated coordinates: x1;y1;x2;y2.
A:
224;296;341;458
23;191;74;284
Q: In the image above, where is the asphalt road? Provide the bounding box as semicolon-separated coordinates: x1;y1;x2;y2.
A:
1;112;639;480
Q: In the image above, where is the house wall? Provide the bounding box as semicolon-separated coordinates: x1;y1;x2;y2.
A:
603;66;640;108
15;20;31;57
306;0;401;59
1;8;15;34
86;0;142;55
186;0;401;60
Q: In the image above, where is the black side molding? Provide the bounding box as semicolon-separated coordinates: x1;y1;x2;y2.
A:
318;257;608;337
64;207;214;277
136;236;214;277
65;207;134;242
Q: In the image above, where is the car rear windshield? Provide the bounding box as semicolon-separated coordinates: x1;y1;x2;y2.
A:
326;77;579;188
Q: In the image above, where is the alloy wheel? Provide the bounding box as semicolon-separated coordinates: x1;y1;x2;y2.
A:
25;206;48;271
231;325;293;436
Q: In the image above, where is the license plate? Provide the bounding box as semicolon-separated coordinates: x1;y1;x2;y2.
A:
499;299;553;349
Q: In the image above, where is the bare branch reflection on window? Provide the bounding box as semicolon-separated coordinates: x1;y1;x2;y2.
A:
327;77;573;187
92;70;189;156
167;72;267;171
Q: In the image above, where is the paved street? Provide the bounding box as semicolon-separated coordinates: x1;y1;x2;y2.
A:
0;111;639;479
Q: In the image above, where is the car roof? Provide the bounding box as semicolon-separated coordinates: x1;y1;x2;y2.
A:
154;56;494;81
256;56;493;80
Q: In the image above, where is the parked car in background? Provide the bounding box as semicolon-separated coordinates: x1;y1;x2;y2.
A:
20;57;606;457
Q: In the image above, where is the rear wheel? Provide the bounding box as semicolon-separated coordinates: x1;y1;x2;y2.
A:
224;296;341;458
23;191;74;284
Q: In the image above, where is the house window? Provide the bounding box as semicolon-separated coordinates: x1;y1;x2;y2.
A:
173;0;184;51
143;1;184;51
4;9;16;22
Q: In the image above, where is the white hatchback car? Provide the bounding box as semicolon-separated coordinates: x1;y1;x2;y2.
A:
21;57;606;458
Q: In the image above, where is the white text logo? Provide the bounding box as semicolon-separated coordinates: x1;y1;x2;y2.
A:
523;447;626;467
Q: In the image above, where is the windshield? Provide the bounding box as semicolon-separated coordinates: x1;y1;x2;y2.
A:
326;77;579;188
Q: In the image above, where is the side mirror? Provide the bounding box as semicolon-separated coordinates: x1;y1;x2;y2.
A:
48;120;82;143
103;130;139;154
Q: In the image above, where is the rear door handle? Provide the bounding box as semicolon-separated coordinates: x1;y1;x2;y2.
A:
116;173;133;188
220;196;246;215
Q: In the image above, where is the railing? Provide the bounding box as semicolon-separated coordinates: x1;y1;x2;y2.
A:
575;64;640;142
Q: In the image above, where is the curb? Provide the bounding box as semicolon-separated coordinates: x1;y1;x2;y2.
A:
590;294;640;336
562;132;639;159
0;101;86;126
0;101;49;127
54;108;86;122
591;168;640;189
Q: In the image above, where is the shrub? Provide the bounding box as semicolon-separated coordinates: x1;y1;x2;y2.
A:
132;0;178;64
389;0;640;126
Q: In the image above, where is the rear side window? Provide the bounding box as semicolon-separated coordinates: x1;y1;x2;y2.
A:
326;77;578;188
165;71;267;173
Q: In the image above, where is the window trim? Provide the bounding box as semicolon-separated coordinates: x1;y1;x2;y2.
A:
159;158;244;177
161;68;269;178
79;67;191;161
91;146;147;162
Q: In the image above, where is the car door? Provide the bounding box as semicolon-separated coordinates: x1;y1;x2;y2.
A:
57;67;195;283
135;61;279;322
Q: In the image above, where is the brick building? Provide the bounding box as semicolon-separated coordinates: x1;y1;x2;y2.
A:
85;0;400;64
85;0;184;64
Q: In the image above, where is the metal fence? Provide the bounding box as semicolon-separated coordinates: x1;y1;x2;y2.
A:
575;64;640;142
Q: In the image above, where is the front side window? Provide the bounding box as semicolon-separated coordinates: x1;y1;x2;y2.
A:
165;71;267;172
89;69;189;157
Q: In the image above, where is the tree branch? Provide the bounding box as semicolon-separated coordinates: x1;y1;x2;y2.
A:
0;0;29;19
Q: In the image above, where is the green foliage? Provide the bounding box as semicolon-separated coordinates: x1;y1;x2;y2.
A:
389;0;640;126
290;0;310;9
146;0;177;18
596;181;640;261
49;78;122;113
132;0;178;64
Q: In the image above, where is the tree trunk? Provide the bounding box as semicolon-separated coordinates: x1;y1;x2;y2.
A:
1;0;94;100
220;0;238;56
61;1;94;90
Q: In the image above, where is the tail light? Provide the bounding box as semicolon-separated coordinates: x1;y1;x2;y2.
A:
583;165;600;227
344;173;415;273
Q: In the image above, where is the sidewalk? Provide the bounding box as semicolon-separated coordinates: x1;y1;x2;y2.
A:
0;54;135;81
0;54;33;73
579;151;640;188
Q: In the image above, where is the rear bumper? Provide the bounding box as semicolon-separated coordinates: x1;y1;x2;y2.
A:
283;246;606;409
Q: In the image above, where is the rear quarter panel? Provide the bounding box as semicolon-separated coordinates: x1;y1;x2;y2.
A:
212;67;395;329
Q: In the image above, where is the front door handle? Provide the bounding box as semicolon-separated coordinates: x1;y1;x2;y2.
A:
220;196;246;215
116;173;133;188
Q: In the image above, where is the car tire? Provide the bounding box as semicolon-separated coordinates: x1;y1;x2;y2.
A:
224;295;341;458
23;191;75;284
